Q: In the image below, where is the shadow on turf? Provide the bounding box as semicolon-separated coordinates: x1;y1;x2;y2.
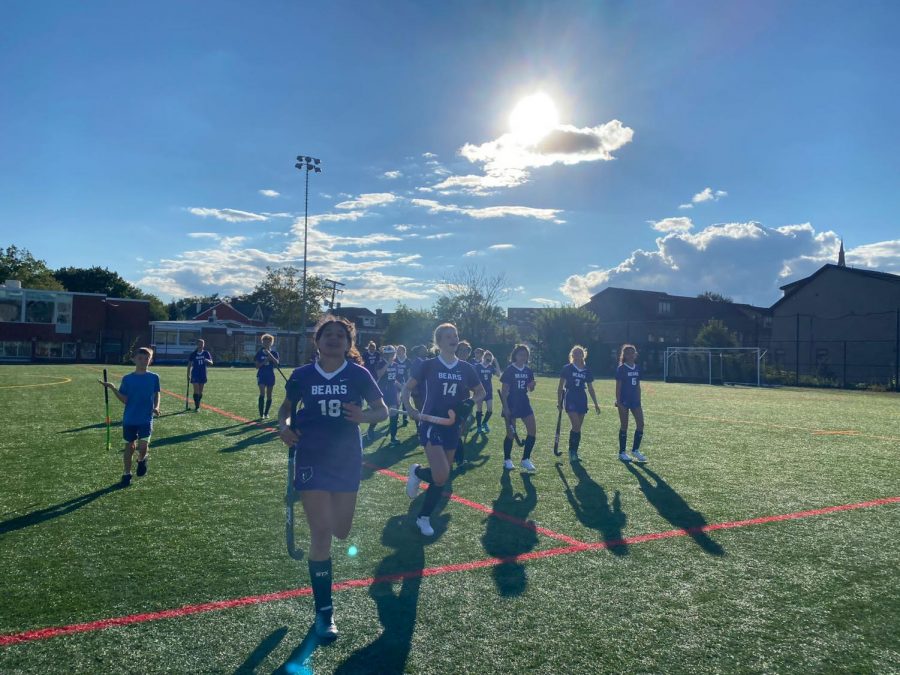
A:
0;483;123;536
219;429;279;453
333;511;431;675
624;463;725;556
481;471;540;596
233;626;287;674
555;462;629;556
150;422;256;449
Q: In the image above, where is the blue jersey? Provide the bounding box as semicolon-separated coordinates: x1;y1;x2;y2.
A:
393;357;410;384
476;362;496;392
409;356;426;396
119;371;161;426
501;364;534;403
285;361;382;451
412;356;480;418
379;361;402;406
363;350;381;375
255;349;279;377
616;362;641;406
561;363;593;396
189;350;211;376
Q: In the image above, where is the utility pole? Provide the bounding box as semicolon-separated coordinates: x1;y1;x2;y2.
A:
324;278;345;311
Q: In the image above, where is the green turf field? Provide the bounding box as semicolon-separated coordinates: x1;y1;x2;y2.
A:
1;364;898;674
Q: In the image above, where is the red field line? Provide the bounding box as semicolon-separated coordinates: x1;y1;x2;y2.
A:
367;464;586;546
2;496;897;647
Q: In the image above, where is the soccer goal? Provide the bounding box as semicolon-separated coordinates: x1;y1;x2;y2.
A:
664;347;768;386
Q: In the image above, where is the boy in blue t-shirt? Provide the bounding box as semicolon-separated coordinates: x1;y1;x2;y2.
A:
99;347;161;486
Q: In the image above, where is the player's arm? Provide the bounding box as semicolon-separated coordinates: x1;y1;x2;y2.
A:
266;350;279;365
152;390;161;416
400;376;420;420
205;353;214;366
278;397;299;445
587;382;601;413
557;376;566;409
344;395;388;424
500;382;510;416
99;380;127;404
471;383;486;405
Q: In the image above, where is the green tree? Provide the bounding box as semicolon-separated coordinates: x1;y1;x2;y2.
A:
697;291;733;303
239;266;329;329
0;246;63;290
433;266;507;344
54;265;167;321
382;303;435;347
694;319;738;348
534;305;599;372
167;294;221;320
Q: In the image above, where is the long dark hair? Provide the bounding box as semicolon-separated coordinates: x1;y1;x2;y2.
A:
509;344;530;364
314;315;363;365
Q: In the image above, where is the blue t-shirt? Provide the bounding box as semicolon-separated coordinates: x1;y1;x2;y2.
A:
616;362;641;405
500;364;535;408
119;371;161;426
189;350;212;376
476;362;497;392
285;361;382;451
560;363;594;401
412;356;480;418
255;348;280;377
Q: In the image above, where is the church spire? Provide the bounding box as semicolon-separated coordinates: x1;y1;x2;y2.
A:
838;239;846;267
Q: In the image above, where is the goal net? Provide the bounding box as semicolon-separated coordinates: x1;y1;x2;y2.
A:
664;347;767;386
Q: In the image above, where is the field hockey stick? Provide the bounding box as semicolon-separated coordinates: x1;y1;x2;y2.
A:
503;412;526;447
103;368;111;452
285;445;304;560
185;371;190;411
264;350;289;382
552;392;564;457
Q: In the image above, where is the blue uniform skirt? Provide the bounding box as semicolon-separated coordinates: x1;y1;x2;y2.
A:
293;433;363;492
564;391;588;414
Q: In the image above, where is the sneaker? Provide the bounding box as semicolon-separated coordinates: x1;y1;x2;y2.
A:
520;459;536;472
619;451;632;462
314;610;338;641
415;516;434;536
631;450;648;463
483;423;490;434
136;458;148;477
569;451;580;463
406;464;422;499
120;473;132;486
503;459;515;470
389;437;398;446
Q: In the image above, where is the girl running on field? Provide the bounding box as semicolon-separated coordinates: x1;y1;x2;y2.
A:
401;323;485;536
394;344;411;427
499;344;538;472
363;340;381;376
254;334;279;419
277;315;388;640
475;350;501;434
557;345;601;463
615;344;647;463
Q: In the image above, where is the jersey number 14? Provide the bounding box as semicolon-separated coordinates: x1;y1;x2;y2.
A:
442;382;457;396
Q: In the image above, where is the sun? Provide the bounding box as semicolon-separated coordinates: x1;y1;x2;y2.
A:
508;92;559;145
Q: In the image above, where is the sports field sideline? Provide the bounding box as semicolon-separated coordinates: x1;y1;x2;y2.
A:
1;364;898;673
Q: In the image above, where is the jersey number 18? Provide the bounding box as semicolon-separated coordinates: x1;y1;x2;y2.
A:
318;399;342;417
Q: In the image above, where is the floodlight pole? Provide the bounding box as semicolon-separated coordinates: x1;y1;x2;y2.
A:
294;155;322;364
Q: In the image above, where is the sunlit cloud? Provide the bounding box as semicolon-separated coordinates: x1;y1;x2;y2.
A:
410;198;563;223
650;217;694;233
334;192;399;210
187;207;268;222
258;189;280;198
382;170;402;179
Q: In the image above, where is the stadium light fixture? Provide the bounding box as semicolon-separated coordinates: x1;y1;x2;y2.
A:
294;155;322;363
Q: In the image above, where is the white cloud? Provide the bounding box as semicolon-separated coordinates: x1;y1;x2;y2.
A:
489;243;515;250
650;217;694;233
463;250;482;257
259;189;280;198
335;192;399;210
187;207;268;222
261;212;295;219
530;297;559;305
422;152;438;159
382;170;403;179
430;119;634;195
307;210;369;227
424;232;453;240
410;198;563;223
678;203;693;210
187;232;219;239
691;187;728;204
560;222;897;306
394;224;427;232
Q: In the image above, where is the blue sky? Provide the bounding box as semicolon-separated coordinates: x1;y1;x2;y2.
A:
2;1;898;309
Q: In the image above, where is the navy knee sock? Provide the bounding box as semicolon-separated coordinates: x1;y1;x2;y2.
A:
618;429;627;453
389;416;398;440
522;435;536;460
483;411;492;426
419;481;444;518
308;558;333;615
569;431;581;454
632;430;644;452
258;395;265;417
503;437;513;460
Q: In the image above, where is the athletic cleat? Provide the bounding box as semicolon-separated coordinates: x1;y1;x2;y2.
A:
483;423;490;434
406;464;422;499
136;458;148;477
520;459;536;472
314;610;338;641
631;450;648;463
415;516;434;536
619;451;633;462
569;451;580;463
120;473;132;487
503;459;515;470
389;438;398;445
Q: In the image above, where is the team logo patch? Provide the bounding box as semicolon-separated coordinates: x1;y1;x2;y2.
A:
297;466;314;484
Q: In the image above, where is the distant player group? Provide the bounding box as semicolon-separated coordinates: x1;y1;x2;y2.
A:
97;315;647;641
